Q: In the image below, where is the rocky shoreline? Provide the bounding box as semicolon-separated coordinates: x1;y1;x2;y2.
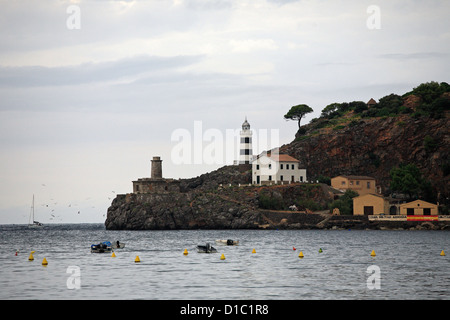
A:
105;183;449;231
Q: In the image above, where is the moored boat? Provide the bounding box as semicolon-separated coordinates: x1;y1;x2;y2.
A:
112;241;125;249
215;239;239;245
197;243;217;253
91;241;112;253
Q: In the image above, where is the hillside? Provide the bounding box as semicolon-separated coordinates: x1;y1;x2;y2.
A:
280;81;450;206
105;81;449;230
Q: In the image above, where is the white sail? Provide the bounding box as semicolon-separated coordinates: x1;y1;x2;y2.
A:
28;194;43;228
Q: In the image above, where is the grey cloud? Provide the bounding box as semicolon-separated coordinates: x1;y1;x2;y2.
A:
378;52;450;61
0;55;204;87
185;0;233;10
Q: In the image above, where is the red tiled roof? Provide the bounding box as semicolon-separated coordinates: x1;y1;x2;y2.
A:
268;154;299;162
337;175;375;180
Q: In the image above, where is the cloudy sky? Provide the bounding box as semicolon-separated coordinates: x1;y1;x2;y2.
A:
0;0;449;224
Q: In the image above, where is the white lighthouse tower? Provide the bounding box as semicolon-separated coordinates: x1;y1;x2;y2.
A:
239;117;253;164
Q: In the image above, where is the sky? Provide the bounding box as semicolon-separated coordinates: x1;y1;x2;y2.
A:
0;0;449;224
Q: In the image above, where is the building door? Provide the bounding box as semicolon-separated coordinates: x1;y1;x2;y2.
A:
407;208;414;215
256;176;260;184
423;208;431;215
364;206;374;215
291;176;295;182
389;206;397;215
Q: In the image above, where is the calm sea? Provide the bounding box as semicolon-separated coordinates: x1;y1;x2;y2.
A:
0;224;448;301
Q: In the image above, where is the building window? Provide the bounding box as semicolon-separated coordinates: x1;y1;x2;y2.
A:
240;137;251;143
356;181;360;185
269;164;272;169
256;164;260;170
280;164;283;169
423;208;431;215
291;164;294;169
280;175;283;181
269;175;272;181
286;164;289;170
407;208;414;215
367;182;371;189
341;181;346;185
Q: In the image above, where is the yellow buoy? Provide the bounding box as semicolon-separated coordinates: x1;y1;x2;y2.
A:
135;255;140;263
371;250;376;257
440;250;445;256
42;258;48;266
111;252;116;257
28;252;34;261
252;248;256;254
220;253;225;260
183;249;188;256
298;251;304;258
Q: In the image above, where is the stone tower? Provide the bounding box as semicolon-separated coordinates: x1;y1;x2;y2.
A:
239;117;253;164
151;156;163;179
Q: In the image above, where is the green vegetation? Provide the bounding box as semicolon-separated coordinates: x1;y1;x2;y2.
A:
307;82;450;132
389;164;434;201
258;193;284;210
328;190;359;215
423;135;438;153
284;104;314;129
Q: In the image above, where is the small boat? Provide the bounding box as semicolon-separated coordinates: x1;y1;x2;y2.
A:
28;195;43;228
112;241;125;249
197;243;217;253
91;241;112;253
215;239;239;246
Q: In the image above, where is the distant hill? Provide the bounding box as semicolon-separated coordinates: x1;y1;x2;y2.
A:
280;81;450;207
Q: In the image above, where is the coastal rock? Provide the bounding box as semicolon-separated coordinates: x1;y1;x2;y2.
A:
105;179;334;230
281;113;449;200
105;111;449;230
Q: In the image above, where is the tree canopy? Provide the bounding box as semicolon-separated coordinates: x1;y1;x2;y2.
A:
389;164;433;201
284;104;313;128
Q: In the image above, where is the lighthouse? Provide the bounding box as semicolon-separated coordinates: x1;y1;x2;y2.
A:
239;117;253;164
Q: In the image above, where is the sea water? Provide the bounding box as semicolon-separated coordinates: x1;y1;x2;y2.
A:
0;224;448;300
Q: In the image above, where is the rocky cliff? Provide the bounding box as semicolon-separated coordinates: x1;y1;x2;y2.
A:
105;181;334;230
281;112;449;203
105;85;449;230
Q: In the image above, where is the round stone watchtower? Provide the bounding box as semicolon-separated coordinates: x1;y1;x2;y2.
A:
151;156;163;180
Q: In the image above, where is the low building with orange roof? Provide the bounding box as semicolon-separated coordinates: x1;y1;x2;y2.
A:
252;152;307;185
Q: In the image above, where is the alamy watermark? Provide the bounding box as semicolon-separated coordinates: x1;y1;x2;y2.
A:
66;5;81;30
366;265;381;290
366;5;381;30
170;121;280;166
66;266;81;290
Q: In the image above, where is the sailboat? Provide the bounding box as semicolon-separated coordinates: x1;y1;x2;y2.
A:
28;194;43;228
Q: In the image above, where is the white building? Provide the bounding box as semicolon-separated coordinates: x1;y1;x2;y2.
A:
252;153;307;185
239;117;253;164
